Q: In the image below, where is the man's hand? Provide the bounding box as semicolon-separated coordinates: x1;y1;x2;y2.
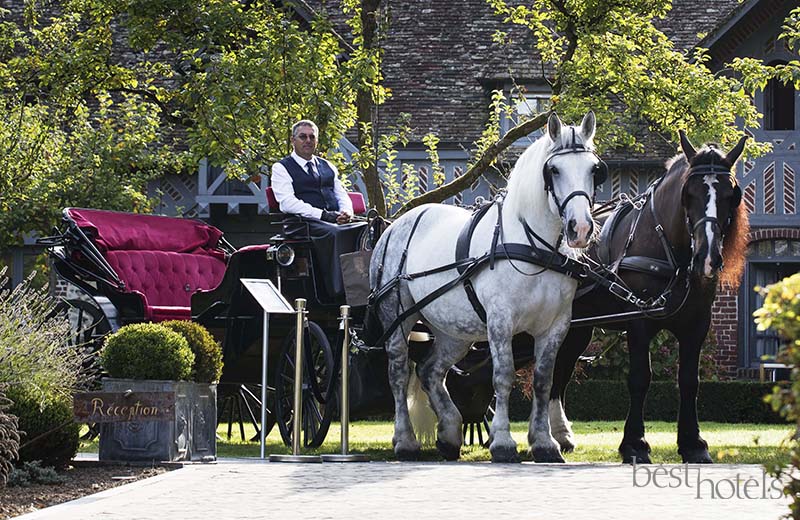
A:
321;210;339;223
336;211;352;224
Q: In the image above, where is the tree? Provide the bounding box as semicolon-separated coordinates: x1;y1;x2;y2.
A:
0;0;360;250
0;6;177;250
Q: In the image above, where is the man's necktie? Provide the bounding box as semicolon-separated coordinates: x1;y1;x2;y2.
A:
306;162;319;179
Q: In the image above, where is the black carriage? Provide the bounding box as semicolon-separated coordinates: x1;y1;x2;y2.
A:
38;198;392;446
40;194;517;450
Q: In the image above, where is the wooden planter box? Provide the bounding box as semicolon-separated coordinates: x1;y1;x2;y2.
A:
98;379;217;462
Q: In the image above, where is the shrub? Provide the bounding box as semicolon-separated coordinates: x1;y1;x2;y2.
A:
100;323;194;381
0;387;20;487
160;321;223;383
513;380;784;423
5;386;79;469
573;328;720;382
753;273;800;517
7;461;67;487
0;269;90;402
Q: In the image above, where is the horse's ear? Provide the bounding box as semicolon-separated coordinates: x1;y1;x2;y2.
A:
548;113;562;143
679;130;696;161
725;135;748;166
580;111;596;142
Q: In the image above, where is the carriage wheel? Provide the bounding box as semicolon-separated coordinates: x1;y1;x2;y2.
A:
216;383;276;442
53;298;112;378
463;396;495;448
274;321;334;449
52;298;112;440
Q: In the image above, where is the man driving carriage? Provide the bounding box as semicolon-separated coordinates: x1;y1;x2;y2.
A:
270;119;365;300
271;119;353;224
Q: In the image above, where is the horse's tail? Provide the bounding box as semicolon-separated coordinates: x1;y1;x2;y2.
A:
407;362;436;446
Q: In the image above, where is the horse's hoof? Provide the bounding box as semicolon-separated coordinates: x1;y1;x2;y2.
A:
395;448;422;461
436;440;461;461
619;445;651;464
558;438;575;454
532;447;565;463
681;449;713;464
490;445;520;463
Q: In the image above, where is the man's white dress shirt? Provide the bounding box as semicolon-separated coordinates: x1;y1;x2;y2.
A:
270;152;353;219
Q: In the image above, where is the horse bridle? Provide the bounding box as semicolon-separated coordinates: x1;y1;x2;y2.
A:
683;162;739;238
542;127;608;216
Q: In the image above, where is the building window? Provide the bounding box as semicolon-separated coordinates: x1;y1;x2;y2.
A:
764;60;796;131
501;85;552;143
513;95;551;121
741;239;800;368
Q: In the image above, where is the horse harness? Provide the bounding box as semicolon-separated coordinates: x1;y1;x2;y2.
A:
572;159;739;326
368;194;670;347
365;151;739;345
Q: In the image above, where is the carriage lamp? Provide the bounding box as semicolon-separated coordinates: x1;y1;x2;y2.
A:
275;244;296;267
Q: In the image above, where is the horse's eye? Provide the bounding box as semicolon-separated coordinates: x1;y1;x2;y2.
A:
550;166;560;176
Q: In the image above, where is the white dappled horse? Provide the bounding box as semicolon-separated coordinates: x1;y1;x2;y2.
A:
369;112;604;462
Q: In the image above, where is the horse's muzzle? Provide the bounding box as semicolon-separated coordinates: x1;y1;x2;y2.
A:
566;214;593;249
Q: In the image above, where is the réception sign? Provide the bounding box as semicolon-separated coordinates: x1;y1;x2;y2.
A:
73;392;175;423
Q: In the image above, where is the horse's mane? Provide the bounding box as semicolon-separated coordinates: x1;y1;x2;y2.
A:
504;133;550;217
665;145;749;290
722;201;749;289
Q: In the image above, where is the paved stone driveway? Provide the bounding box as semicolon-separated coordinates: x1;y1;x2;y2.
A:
15;460;790;520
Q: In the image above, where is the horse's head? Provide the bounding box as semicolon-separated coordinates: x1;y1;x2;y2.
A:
543;111;606;248
679;130;746;281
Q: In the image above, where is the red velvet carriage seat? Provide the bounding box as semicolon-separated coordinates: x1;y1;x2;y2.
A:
66;208;229;322
264;187;367;215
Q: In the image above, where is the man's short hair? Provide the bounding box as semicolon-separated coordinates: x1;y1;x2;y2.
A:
292;120;318;138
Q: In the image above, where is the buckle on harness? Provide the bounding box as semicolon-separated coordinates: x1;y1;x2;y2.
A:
608;282;640;306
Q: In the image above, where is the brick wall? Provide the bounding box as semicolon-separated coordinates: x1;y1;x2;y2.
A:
710;226;799;378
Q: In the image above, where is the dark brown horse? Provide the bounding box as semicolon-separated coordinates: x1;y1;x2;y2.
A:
548;131;749;463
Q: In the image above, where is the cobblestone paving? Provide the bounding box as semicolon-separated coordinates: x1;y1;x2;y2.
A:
14;460;790;520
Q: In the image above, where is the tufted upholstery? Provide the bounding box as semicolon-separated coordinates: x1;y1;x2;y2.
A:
106;250;227;322
64;207;232;323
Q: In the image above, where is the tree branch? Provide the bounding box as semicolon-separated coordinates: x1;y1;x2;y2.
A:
392;112;549;217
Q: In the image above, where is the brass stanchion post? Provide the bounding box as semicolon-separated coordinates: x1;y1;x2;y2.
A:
269;298;321;463
321;305;369;462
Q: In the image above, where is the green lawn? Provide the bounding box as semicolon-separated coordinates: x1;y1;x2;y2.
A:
80;420;792;465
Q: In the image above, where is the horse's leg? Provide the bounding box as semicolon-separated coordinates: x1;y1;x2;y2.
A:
386;316;423;460
549;326;593;453
486;316;519;463
674;316;713;463
528;315;570;463
619;322;657;464
416;331;470;461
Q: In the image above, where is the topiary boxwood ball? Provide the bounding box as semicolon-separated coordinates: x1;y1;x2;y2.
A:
160;320;223;383
100;323;194;381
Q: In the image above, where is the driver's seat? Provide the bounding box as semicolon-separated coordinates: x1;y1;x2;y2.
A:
264;187;367;216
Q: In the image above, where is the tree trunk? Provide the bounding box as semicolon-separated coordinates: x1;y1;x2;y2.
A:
357;0;387;216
